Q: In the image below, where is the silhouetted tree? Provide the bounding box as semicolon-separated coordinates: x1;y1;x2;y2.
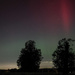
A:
17;40;43;72
52;38;75;75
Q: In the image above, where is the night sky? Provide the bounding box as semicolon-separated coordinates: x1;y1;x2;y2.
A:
0;0;75;69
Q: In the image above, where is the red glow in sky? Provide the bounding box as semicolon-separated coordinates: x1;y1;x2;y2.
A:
29;0;73;33
61;0;71;33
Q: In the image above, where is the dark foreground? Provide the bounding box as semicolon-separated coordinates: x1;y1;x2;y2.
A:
0;69;75;75
0;72;75;75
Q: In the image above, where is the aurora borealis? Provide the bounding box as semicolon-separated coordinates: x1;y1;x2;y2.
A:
0;0;75;69
61;0;72;32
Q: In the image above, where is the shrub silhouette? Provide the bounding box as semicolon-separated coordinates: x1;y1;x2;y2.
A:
17;40;43;72
52;38;75;75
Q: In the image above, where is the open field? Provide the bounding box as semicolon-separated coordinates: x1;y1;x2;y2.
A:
0;69;75;75
0;72;59;75
0;72;75;75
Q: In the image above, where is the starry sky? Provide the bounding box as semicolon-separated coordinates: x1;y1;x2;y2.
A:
0;0;75;69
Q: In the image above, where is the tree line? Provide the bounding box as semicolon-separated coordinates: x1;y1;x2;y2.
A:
17;38;75;75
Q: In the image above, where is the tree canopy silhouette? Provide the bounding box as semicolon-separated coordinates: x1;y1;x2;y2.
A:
17;40;43;72
52;38;75;75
